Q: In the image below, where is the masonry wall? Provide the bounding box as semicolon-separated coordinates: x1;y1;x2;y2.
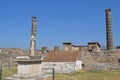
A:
88;44;100;52
80;49;120;71
41;61;82;74
72;47;80;51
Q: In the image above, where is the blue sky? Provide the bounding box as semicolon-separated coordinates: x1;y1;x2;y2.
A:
0;0;120;49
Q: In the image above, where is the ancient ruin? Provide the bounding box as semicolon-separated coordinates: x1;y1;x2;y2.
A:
1;9;120;80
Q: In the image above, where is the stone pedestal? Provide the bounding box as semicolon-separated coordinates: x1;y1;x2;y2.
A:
5;56;43;80
16;60;42;75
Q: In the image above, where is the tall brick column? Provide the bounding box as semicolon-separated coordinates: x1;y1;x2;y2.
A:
30;16;36;56
105;9;113;49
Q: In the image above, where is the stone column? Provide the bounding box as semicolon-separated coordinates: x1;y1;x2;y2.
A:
105;9;113;49
30;16;36;56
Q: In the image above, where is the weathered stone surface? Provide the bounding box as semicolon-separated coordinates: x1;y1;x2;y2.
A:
0;48;42;66
80;49;120;71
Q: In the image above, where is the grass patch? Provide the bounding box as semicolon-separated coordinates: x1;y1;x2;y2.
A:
1;67;120;80
46;70;120;80
2;67;17;80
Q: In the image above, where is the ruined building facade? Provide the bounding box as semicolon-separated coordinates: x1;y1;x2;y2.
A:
42;9;120;71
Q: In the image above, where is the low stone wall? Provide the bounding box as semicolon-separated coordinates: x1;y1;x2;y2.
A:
84;63;120;71
41;62;76;73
